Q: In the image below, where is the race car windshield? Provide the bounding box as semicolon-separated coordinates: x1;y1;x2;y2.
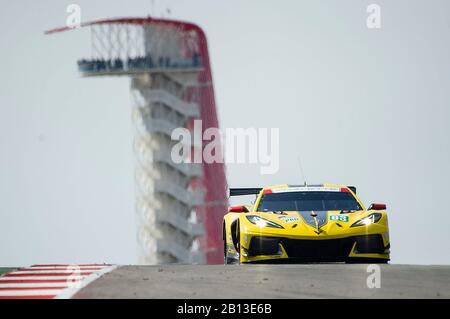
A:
257;191;362;212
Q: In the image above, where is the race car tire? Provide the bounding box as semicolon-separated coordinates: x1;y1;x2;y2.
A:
236;221;241;264
223;224;237;265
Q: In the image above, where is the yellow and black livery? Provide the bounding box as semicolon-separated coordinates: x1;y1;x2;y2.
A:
223;184;390;264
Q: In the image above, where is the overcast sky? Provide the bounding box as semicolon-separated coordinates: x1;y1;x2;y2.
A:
1;0;449;266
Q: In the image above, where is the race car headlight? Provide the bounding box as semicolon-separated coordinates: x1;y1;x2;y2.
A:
351;213;382;227
246;215;284;229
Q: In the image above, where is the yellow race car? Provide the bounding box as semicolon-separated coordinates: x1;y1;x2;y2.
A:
223;184;390;264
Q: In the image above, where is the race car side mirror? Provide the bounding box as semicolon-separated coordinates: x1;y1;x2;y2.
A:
368;203;386;210
228;205;249;213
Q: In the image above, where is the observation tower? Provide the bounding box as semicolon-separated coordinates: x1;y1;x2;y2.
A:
46;17;228;264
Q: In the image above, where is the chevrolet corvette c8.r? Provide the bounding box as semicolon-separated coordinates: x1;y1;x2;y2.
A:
223;184;390;264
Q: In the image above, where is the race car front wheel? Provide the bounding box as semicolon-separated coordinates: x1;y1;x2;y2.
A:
235;221;241;264
224;224;236;265
224;221;240;265
223;224;229;264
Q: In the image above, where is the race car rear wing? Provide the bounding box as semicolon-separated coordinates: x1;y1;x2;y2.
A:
228;186;356;197
228;188;262;197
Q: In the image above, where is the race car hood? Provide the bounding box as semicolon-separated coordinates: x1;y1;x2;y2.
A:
250;210;376;236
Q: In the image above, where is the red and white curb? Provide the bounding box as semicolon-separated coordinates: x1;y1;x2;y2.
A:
0;264;117;299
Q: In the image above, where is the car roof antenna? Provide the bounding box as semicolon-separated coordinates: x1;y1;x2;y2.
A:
297;155;307;186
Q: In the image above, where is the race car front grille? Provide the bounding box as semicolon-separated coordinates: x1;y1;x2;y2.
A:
248;237;281;256
354;235;385;254
248;235;386;261
280;238;354;261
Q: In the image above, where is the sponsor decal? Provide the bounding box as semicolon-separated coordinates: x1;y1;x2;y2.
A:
278;216;300;223
330;215;349;222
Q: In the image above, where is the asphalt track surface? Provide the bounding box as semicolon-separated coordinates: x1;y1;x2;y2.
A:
74;264;450;299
